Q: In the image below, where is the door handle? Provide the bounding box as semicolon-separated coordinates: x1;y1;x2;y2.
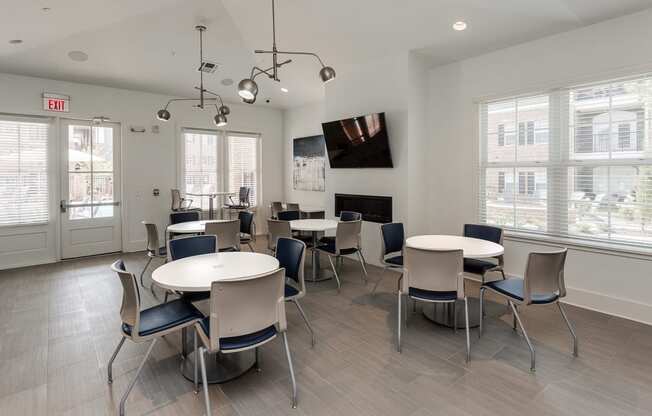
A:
60;200;67;213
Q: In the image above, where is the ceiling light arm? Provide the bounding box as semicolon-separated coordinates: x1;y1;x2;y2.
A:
249;59;292;81
195;87;225;107
255;49;327;68
161;98;208;110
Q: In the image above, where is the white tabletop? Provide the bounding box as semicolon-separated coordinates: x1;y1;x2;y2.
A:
152;252;280;292
290;219;338;232
405;235;504;259
167;220;231;234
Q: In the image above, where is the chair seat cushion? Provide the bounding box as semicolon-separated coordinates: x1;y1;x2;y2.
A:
198;318;277;350
408;287;457;302
484;278;559;304
285;284;299;298
385;255;403;266
122;299;202;337
317;242;358;255
464;258;499;275
181;291;211;303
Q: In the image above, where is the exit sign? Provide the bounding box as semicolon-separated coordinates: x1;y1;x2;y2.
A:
42;93;70;112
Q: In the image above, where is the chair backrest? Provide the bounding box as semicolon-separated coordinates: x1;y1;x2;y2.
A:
380;222;404;258
523;249;568;305
205;220;240;251
271;201;284;218
267;219;292;250
207;268;286;351
463;224;503;245
340;211;362;221
335;220;362;253
169;235;217;260
286;203;300;211
170;210;200;225
403;247;464;299
239;187;250;205
110;259;141;337
277;210;300;221
171;189;182;211
239;211;255;235
142;221;160;254
275;238;306;295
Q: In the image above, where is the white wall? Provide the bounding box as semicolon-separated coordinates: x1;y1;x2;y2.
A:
0;72;284;270
427;9;652;324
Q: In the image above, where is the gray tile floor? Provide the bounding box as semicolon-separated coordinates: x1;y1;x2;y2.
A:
1;238;651;415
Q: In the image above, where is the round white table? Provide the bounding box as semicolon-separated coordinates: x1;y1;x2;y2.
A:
405;235;505;329
152;252;280;384
166;220;232;261
290;219;338;282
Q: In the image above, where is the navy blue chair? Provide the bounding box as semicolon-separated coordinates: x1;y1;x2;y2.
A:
372;222;405;295
480;249;576;371
168;235;217;304
239;211;256;251
276;237;314;347
170;210;200;225
340;211;362;221
463;224;506;283
108;260;202;416
277;210;300;221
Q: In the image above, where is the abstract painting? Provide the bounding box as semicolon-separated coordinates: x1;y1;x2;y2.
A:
293;135;326;191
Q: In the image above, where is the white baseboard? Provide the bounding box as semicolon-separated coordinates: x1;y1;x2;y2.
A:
564;286;652;326
0;256;57;271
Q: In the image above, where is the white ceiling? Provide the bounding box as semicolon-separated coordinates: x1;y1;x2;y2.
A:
1;0;652;108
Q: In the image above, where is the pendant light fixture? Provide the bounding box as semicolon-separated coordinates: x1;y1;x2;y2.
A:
156;25;230;126
237;0;335;103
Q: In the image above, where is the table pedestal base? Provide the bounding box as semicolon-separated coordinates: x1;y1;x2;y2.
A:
180;349;256;384
422;297;506;329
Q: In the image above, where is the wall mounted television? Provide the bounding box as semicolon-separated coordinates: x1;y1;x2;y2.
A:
321;112;393;168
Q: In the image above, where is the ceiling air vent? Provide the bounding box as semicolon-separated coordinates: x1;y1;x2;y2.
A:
198;61;218;74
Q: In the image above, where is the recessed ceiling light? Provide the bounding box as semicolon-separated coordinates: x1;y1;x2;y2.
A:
221;78;234;86
453;21;467;31
68;50;88;62
281;87;289;93
42;7;51;12
8;39;23;44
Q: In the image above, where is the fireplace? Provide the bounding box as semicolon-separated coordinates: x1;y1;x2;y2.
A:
334;193;392;223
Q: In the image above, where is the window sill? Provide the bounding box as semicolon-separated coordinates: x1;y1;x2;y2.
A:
504;231;652;261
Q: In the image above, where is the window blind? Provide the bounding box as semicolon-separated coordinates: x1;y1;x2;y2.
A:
227;134;258;207
0;117;50;225
479;76;652;248
182;129;218;210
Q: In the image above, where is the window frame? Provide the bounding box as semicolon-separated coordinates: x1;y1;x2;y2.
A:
225;132;261;208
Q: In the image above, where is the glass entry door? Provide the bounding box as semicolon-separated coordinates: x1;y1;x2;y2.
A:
60;120;122;258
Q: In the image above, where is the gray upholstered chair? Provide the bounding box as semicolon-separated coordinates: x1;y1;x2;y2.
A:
140;221;167;289
316;220;368;291
276;237;315;346
193;268;297;415
205;220;240;252
239;211;256;252
372;222;404;295
399;247;470;362
267;219;293;253
171;188;193;211
479;249;576;372
463;224;506;283
108;260;202;416
270;201;284;219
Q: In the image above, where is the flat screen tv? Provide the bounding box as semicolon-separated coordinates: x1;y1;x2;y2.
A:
321;112;393;168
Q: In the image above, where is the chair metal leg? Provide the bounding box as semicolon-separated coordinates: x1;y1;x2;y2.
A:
479;287;485;338
558;303;578;357
282;332;298;409
193;331;199;394
293;300;316;347
371;267;387;295
397;290;402;353
512;304;518;332
107;336;126;384
181;327;188;359
119;339;157;416
247;242;255;252
139;256;153;288
164;291;170;303
198;346;211;416
255;347;261;372
327;255;341;291
509;301;535;372
453;301;457;334
357;252;368;283
464;297;471;363
500;269;506;279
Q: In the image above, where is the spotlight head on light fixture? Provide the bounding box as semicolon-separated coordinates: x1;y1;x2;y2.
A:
319;66;336;83
238;78;258;100
219;105;230;115
243;96;256;104
156;109;171;121
214;113;228;127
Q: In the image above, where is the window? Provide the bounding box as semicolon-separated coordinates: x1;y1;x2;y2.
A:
0;117;50;225
227;134;259;207
480;76;652;248
182;129;218;210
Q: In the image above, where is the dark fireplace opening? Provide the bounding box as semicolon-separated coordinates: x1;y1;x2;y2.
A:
334;193;392;223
